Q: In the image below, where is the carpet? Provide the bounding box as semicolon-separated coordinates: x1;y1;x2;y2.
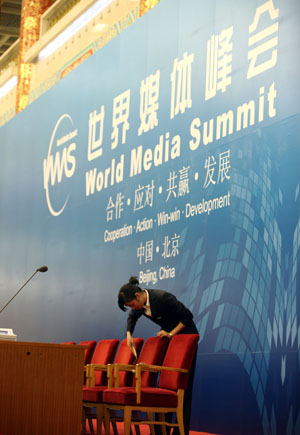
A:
84;420;219;434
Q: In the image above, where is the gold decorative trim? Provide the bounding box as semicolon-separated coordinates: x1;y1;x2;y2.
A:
139;0;160;17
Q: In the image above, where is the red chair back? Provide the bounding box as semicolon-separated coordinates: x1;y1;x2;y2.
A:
114;338;144;387
80;340;97;365
158;334;199;391
136;336;169;387
91;339;119;386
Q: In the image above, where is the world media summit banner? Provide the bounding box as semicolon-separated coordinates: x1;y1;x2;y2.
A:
0;0;300;434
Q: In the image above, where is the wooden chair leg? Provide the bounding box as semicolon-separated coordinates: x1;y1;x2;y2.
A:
112;420;118;435
176;409;184;435
82;405;95;434
107;409;118;435
132;410;141;435
157;413;167;435
177;389;185;435
82;406;87;435
104;406;111;435
147;412;155;435
96;405;104;435
88;415;95;434
124;407;132;435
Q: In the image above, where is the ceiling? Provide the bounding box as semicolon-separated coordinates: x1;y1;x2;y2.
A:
0;0;22;57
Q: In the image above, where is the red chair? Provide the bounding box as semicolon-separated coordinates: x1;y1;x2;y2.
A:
85;339;120;388
82;337;144;435
80;340;97;365
107;335;170;435
82;338;120;434
113;336;169;389
103;334;199;435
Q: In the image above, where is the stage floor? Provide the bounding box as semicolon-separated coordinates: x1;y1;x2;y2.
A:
84;421;218;435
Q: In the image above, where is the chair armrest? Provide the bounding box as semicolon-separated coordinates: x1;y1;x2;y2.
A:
138;362;188;373
85;363;111;387
113;363;137;387
113;363;136;371
135;363;188;403
89;363;110;371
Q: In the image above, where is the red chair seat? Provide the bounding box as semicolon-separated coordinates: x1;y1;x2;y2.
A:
83;385;106;402
103;386;178;407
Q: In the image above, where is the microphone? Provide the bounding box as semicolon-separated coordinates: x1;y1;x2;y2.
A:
37;266;48;272
0;266;48;314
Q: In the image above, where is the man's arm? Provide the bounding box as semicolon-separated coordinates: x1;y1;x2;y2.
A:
156;291;194;338
157;321;186;339
161;291;194;325
126;330;137;355
126;309;143;353
127;309;143;333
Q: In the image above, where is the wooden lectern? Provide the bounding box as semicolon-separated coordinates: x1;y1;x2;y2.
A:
0;341;85;435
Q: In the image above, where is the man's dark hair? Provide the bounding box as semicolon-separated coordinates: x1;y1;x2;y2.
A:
118;276;143;311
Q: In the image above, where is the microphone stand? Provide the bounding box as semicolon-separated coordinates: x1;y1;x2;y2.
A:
0;267;47;314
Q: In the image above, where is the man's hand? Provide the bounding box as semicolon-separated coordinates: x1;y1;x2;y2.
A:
157;330;173;339
126;331;137;357
157;322;186;339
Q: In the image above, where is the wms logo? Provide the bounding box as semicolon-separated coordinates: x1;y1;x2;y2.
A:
43;114;77;216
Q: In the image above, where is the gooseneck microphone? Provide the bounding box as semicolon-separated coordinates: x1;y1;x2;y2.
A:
0;266;48;314
36;266;48;273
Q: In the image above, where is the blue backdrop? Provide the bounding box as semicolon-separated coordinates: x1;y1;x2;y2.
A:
0;0;300;433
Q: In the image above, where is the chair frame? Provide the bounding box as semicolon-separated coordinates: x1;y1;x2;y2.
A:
81;338;120;435
82;364;115;435
82;338;144;435
103;362;188;435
